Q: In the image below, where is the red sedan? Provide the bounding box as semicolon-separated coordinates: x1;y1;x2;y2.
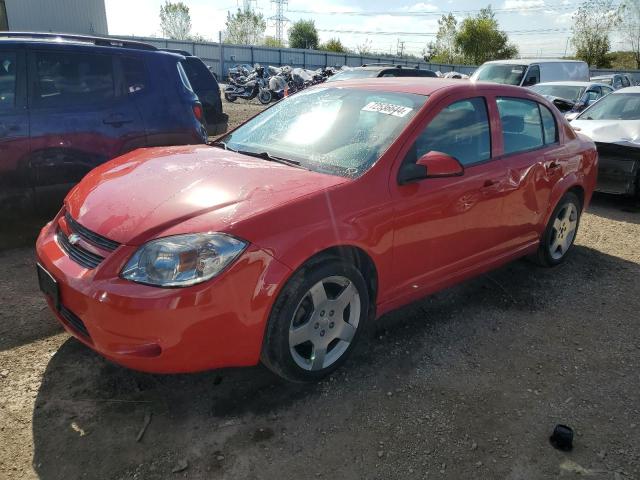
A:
36;79;598;381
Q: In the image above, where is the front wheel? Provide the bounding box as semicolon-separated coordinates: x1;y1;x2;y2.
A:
224;92;237;102
534;192;581;267
261;259;369;382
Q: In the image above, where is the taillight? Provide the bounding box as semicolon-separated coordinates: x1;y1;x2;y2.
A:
192;103;203;122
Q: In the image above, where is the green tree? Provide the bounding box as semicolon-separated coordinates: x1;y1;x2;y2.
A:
571;0;620;67
427;13;462;64
263;36;284;48
321;38;348;53
621;0;640;68
159;1;192;40
289;19;319;49
224;8;266;45
454;6;518;65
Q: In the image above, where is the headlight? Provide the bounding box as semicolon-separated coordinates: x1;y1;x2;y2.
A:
121;233;247;287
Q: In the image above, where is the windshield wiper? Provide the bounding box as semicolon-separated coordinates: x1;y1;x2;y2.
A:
235;149;303;168
211;140;228;150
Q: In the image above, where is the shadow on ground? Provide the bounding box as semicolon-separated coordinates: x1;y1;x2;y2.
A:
31;245;640;479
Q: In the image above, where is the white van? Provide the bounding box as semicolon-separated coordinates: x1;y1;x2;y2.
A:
470;59;590;87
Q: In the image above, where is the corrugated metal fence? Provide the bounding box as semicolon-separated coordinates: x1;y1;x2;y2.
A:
119;36;640;82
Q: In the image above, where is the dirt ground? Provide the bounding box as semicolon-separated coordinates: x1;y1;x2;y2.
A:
1;99;640;479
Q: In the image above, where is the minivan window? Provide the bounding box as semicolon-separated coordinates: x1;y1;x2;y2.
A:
122;56;147;94
413;97;491;166
35;51;114;106
472;63;527;85
0;51;16;110
497;97;544;154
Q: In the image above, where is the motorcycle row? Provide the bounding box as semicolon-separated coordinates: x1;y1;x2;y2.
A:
223;64;341;104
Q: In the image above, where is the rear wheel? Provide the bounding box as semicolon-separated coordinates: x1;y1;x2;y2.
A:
258;89;272;105
261;259;369;382
534;192;581;267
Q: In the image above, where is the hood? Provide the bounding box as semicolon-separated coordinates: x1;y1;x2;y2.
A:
66;145;348;245
570;119;640;148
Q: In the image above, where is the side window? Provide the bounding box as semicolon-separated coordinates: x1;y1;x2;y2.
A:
602;86;613;95
0;51;16;111
121;56;147;94
584;89;600;102
613;76;623;89
522;65;540;86
35;51;115;107
412;97;491;166
380;70;399;77
622;75;631;88
539;104;557;145
497;97;544;154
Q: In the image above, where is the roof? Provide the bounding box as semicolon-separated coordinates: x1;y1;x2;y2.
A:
319;77;523;96
0;32;157;51
482;58;586;65
534;81;610;87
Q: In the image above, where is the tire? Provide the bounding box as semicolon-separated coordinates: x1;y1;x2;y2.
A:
224;93;237;102
261;258;370;382
258;89;272;105
533;192;582;267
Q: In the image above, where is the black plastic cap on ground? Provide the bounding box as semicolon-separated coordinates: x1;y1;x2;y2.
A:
550;424;574;451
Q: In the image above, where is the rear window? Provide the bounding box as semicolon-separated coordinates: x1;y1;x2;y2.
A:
176;61;193;92
35;51;114;106
181;57;216;91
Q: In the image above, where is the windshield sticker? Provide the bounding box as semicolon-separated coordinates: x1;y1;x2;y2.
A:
362;102;413;117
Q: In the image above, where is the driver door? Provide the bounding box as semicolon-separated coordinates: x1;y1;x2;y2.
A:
387;96;511;304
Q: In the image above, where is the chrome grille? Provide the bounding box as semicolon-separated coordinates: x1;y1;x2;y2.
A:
65;213;120;251
56;228;104;269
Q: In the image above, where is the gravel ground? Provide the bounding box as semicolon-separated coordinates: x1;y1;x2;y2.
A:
1;100;639;479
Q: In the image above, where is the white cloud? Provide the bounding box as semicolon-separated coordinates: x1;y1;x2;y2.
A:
402;2;439;12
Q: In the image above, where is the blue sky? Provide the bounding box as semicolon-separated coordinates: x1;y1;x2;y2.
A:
105;0;625;57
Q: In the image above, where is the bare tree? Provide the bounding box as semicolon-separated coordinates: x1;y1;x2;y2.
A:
356;38;372;56
571;0;621;67
159;1;192;40
622;0;640;68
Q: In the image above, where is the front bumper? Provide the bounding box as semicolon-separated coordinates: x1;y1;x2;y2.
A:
35;215;291;373
595;142;640;196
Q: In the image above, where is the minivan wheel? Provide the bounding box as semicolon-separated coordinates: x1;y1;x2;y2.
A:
261;259;369;382
534;192;581;267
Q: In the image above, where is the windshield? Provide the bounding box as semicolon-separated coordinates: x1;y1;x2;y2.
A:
220;87;426;178
531;84;585;102
326;69;379;82
472;63;527;85
578;92;640;120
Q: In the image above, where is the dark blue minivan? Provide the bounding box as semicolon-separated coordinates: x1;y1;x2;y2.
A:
0;32;211;214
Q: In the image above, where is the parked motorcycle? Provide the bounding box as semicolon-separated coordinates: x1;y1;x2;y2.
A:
224;64;272;105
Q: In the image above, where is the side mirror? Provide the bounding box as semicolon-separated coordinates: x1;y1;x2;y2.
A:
398;151;463;184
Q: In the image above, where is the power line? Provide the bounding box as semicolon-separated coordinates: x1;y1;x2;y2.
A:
316;27;573;37
287;2;587;17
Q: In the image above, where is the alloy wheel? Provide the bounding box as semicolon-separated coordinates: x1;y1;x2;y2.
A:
288;275;361;371
549;202;578;260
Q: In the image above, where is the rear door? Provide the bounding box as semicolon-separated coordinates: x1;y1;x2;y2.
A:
0;46;30;209
494;96;567;248
27;48;145;208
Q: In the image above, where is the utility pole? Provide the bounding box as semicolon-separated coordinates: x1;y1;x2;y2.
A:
397;39;405;58
270;0;289;45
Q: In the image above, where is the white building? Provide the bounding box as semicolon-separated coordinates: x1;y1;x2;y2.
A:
0;0;108;35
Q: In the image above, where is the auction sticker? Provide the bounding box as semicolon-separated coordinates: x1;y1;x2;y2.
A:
362;102;413;117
